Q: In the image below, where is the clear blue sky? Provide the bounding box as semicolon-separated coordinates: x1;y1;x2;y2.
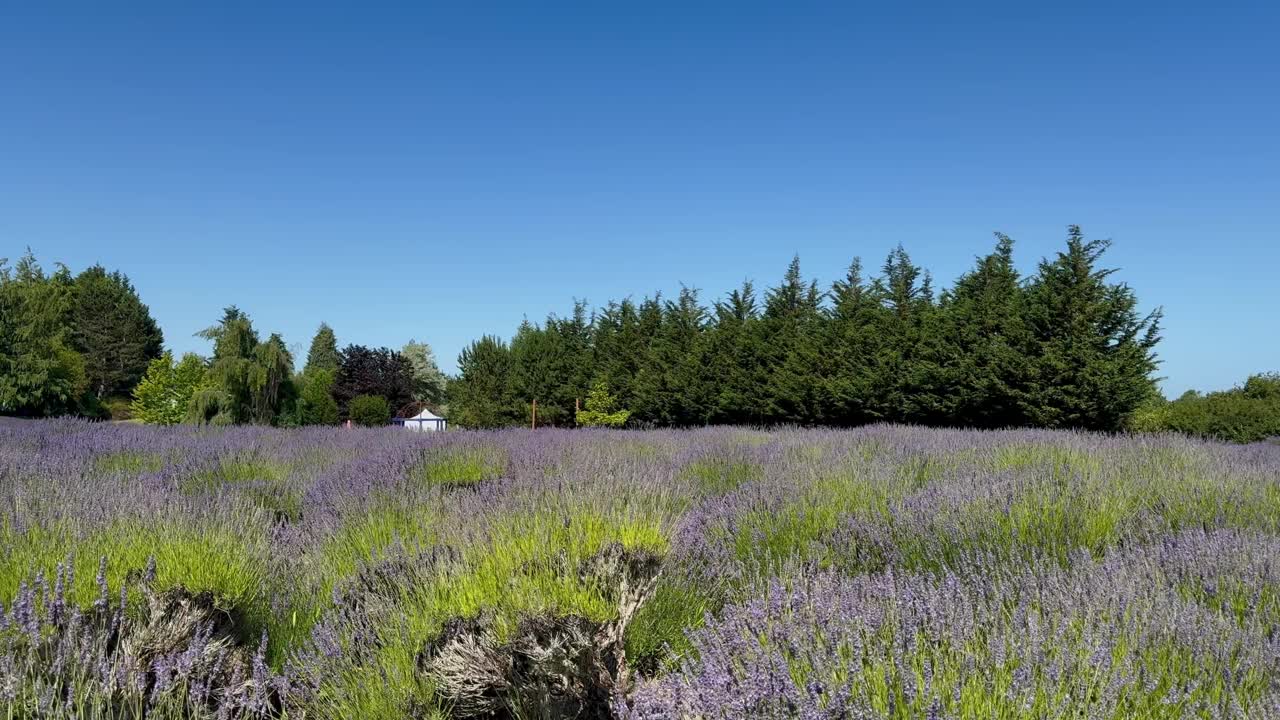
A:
2;3;1276;396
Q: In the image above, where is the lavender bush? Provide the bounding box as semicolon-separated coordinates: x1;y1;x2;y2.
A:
2;418;1278;718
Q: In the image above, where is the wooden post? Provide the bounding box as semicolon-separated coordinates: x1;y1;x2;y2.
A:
531;399;537;429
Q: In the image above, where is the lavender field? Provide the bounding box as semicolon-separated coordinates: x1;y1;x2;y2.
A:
3;419;1280;719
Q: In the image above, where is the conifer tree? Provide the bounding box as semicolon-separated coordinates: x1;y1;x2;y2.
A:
824;259;884;425
761;256;824;424
451;335;519;428
936;234;1035;427
70;265;164;400
304;323;341;374
1023;226;1162;430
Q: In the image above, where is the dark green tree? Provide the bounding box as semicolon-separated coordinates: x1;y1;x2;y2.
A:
707;281;768;424
823;259;885;426
760;256;824;424
450;335;519;428
872;245;943;424
1023;226;1162;430
0;252;87;416
935;234;1035;428
69;265;164;400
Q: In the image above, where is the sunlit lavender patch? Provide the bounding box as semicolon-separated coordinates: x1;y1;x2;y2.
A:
3;418;1279;718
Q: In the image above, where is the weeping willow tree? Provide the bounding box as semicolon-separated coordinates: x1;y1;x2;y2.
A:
186;307;295;425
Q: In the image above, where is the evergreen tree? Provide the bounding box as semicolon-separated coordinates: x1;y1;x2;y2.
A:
760;256;824;424
296;368;341;426
643;287;714;426
873;245;944;423
69;265;164;400
451;335;519;428
304;323;341;374
402;339;449;405
936;234;1035;427
0;252;87;416
592;299;646;414
824;259;885;425
707;281;768;424
1023;226;1162;430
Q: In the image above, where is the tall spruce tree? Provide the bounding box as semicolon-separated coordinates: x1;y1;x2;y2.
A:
707;281;768;424
304;323;341;374
1023;226;1162;430
761;256;824;424
451;335;519;428
937;234;1035;428
873;245;944;423
824;259;885;425
70;265;164;400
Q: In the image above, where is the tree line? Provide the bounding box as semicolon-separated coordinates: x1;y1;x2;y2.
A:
449;227;1165;432
0;250;446;426
132;311;448;426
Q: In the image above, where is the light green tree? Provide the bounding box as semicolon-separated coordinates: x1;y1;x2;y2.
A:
131;352;208;425
575;381;631;428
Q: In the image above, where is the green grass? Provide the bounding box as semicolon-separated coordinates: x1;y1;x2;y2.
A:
413;446;507;488
680;456;762;495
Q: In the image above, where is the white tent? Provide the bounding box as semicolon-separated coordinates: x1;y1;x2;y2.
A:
399;407;446;432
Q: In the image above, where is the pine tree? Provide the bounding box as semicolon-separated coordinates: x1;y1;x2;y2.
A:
824;259;884;425
1023;226;1162;430
761;256;824;424
707;281;768;424
304;323;341;374
873;245;943;423
451;335;518;428
70;265;164;400
936;234;1035;427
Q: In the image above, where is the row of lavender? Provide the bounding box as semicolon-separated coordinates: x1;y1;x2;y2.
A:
2;418;1279;718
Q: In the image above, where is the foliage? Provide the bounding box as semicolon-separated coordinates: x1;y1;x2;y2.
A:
69;264;165;399
334;345;414;419
450;335;521;428
1022;226;1163;430
450;227;1163;432
1133;373;1280;443
0;251;88;416
131;351;209;425
191;307;295;425
304;322;340;374
4;422;1280;718
296;367;341;426
575;381;631;428
402;339;449;405
349;393;391;426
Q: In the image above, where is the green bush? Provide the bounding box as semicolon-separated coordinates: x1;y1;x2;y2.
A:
575;381;631;428
350;394;391;427
1132;373;1280;443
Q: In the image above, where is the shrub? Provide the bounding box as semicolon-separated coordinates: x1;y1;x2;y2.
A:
576;381;631;428
349;394;391;426
1133;373;1280;443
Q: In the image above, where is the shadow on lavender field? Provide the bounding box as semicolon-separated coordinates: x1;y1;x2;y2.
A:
2;419;1279;719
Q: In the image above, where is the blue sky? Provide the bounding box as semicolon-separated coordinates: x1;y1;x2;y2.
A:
2;3;1275;396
